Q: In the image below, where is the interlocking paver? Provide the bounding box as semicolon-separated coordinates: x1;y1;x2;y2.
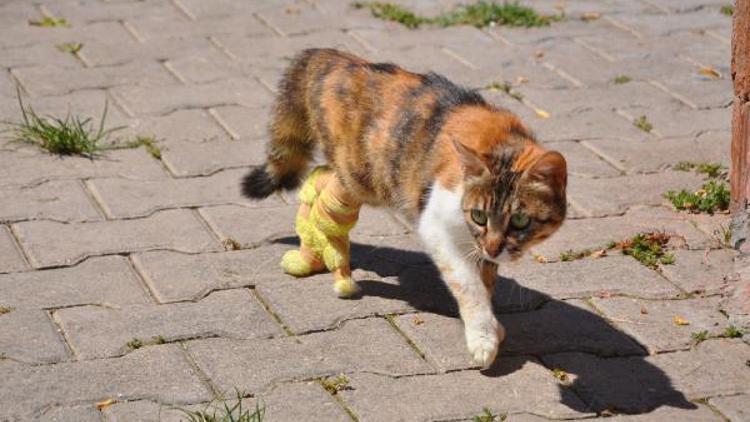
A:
0;308;68;364
13;209;221;268
708;394;750;422
78;37;217;67
88;168;282;219
0;256;149;308
0;344;211;420
103;382;350;422
0;179;101;223
55;289;282;359
659;249;739;295
0;224;26;273
542;141;621;178
339;362;592;421
43;0;183;25
568;171;705;217
0;21;134;50
542;339;750;413
124;108;229;144
588;405;723;421
160;138;265;177
127;13;274;41
501;255;679;299
37;404;103;422
0;147;167;188
0;42;81;68
591;296;729;353
210;105;269;140
186;318;433;393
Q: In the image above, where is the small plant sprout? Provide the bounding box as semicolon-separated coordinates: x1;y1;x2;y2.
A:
3;91;124;156
613;75;631;84
56;42;83;54
691;330;709;344
176;390;264;422
352;2;427;28
723;325;743;338
552;368;569;381
560;248;591;262
0;306;14;315
672;161;726;179
320;374;351;394
473;407;505;422
126;338;143;350
633;115;653;133
665;180;730;214
721;5;734;16
29;16;70;27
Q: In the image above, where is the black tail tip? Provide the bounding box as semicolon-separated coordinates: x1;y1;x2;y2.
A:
241;166;277;199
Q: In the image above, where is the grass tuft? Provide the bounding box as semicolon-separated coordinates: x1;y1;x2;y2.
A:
691;330;709;345
473;407;506;422
633;115;653;133
320;374;352;394
610;232;675;269
720;5;734;16
354;1;557;29
0;306;14;315
118;135;162;159
723;325;743;338
3;93;124;157
176;391;264;422
665;180;730;214
485;81;523;101
560;248;591;262
613;75;631;84
672;161;726;179
29;16;70;27
56;42;83;54
126;338;143;351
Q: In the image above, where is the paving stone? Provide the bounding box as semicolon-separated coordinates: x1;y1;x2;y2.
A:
123;108;229;145
104;382;349;422
616;105;729;138
501;255;679;299
88;169;283;219
55;289;282;359
653;78;733;110
0;21;134;50
609;9;728;37
591;296;729;353
13;209;221;268
568;171;706;217
78;37;219;67
659;249;739;295
530;207;711;260
0;256;149;308
0;308;68;364
543;339;750;413
163;49;246;85
0;179;100;223
160;138;265;177
38;404;103;422
127;13;273;41
0;344;211;420
210;105;269;140
112;77;272;116
12;61;176;97
0;224;26;273
186;318;433;393
174;0;276;19
683;210;734;246
255;2;382;36
0;147;167;188
340;362;592;421
530;108;650;142
583;133;731;174
709;394;750;422
544;141;621;178
593;405;723;421
132;246;291;303
0;42;82;68
394;301;642;372
44;0;183;25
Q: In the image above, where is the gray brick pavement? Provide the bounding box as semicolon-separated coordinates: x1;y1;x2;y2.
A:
0;0;746;420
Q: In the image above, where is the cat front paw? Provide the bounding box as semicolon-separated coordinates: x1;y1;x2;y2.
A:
466;319;505;369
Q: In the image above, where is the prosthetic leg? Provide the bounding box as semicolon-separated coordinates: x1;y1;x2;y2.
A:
281;166;362;297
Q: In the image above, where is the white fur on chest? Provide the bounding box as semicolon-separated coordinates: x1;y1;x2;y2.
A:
417;184;475;264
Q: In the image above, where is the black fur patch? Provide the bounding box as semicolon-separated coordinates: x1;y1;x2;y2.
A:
241;166;277;199
367;62;399;73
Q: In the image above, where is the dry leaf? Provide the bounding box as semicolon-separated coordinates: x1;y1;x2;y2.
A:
95;399;117;410
552;368;568;381
673;316;690;326
590;249;607;259
534;108;550;119
581;12;601;21
515;76;529;84
699;67;721;79
412;315;425;326
596;290;613;298
534;50;545;59
533;254;548;263
640;306;649;315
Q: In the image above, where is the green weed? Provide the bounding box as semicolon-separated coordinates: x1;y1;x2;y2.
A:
3;93;124;157
473;407;506;422
560;248;591;262
633;115;653;133
126;338;143;351
29;16;70;27
665;180;730;214
320;374;351;394
721;5;734;16
176;391;264;422
672;161;726;179
354;1;557;29
613;232;675;269
613;75;631;84
56;42;83;54
0;306;14;315
691;330;709;344
485;81;523;101
723;325;743;338
118;135;162;160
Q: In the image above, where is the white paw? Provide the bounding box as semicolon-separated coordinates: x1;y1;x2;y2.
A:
466;320;505;369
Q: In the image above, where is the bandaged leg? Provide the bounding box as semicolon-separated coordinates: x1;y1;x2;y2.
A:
281;166;362;297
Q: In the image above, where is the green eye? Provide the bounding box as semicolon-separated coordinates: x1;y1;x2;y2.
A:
510;212;530;230
470;209;487;226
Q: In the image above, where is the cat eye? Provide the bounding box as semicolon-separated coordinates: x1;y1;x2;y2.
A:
510;212;530;230
470;209;487;226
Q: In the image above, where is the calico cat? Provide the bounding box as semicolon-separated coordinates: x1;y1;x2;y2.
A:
242;48;567;368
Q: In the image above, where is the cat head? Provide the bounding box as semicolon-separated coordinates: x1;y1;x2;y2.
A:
454;138;567;262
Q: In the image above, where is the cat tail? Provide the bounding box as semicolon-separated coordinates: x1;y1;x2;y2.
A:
242;50;320;200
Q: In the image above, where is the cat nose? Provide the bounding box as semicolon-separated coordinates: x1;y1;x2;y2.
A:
484;239;504;257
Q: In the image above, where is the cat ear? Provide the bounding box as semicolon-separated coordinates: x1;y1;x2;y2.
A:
453;139;489;176
528;151;567;193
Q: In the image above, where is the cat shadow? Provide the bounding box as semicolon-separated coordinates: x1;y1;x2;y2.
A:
273;236;697;414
